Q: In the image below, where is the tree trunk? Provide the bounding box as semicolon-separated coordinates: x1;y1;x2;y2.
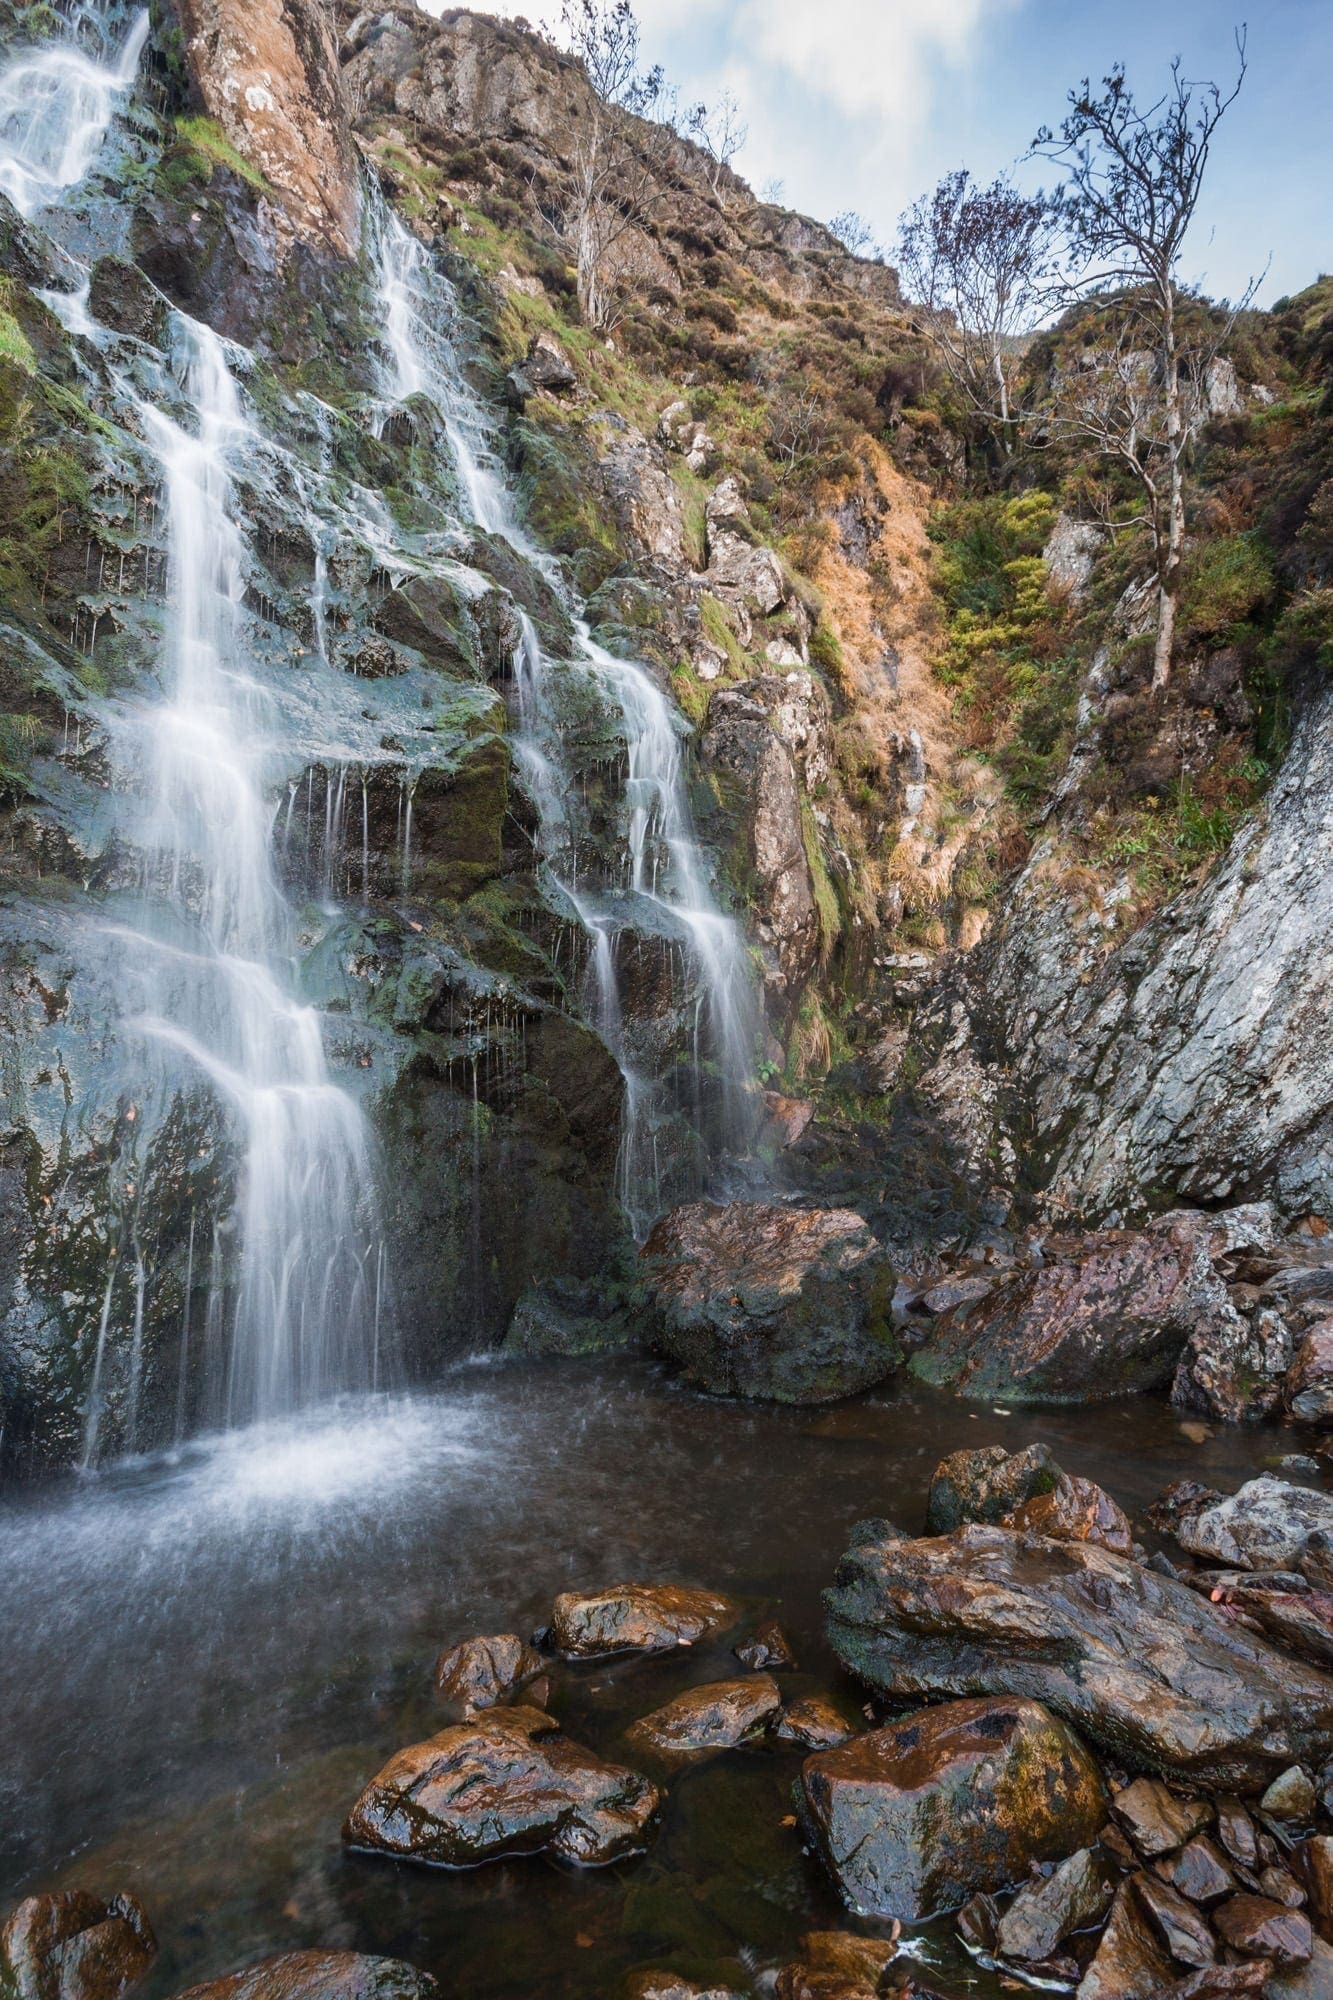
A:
993;349;1012;454
1154;287;1185;689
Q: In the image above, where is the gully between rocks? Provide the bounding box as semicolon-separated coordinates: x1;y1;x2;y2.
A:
0;1362;1318;1999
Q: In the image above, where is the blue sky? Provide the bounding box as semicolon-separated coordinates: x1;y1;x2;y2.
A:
439;0;1331;305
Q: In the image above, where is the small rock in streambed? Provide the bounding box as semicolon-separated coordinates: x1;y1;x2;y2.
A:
993;1845;1114;1961
625;1674;782;1762
432;1632;546;1711
171;1954;438;2000
1159;1835;1237;1905
800;1694;1106;1922
1113;1776;1213;1856
1076;1876;1174;2000
734;1617;795;1670
1132;1869;1219;1966
1262;1765;1318;1822
343;1705;660;1867
624;1975;745;2000
547;1581;740;1658
1302;1832;1333;1941
1266;1938;1333;1998
773;1694;858;1750
0;1891;157;2000
924;1441;1061;1534
1213;1893;1313;1965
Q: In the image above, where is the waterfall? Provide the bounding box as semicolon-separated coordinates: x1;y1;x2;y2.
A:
0;2;148;217
117;296;387;1435
371;206;761;1231
0;7;388;1458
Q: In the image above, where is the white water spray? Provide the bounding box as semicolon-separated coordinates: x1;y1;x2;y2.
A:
0;4;147;217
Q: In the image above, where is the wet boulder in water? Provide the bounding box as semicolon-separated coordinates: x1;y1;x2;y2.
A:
625;1674;782;1762
800;1694;1106;1921
639;1201;899;1404
343;1705;660;1867
825;1522;1333;1787
924;1441;1061;1533
0;1893;156;2000
734;1617;795;1669
548;1582;740;1657
1170;1477;1333;1575
432;1633;546;1712
911;1210;1263;1408
171;1952;438;1999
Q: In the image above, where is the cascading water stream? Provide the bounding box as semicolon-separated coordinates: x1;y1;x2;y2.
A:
0;1;148;217
372;207;761;1231
0;6;388;1459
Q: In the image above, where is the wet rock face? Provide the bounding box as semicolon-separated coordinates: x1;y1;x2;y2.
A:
175;0;361;255
800;1695;1107;1921
912;1208;1278;1414
0;1890;156;2000
172;1952;439;2000
640;1201;899;1404
701;683;818;1002
342;1705;660;1867
547;1582;739;1658
939;686;1333;1225
825;1521;1333;1787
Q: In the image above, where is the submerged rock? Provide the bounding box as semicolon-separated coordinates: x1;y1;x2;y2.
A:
772;1932;901;2000
172;1954;437;2000
773;1694;858;1750
547;1582;739;1658
734;1618;796;1670
432;1633;546;1711
0;1892;156;2000
800;1694;1106;1921
626;1674;781;1761
640;1201;898;1404
825;1523;1333;1786
343;1705;660;1866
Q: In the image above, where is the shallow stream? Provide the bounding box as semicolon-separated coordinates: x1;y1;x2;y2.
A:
0;1363;1319;1998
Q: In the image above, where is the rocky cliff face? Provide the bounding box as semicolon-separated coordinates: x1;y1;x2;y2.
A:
0;0;1328;1470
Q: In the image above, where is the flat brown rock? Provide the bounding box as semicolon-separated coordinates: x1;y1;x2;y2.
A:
343;1705;659;1868
172;1954;437;2000
549;1582;739;1658
1076;1877;1173;2000
1159;1835;1235;1904
801;1694;1106;1922
995;1846;1113;1961
0;1891;156;2000
626;1675;781;1761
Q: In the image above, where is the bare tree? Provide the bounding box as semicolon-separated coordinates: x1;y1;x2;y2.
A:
828;209;879;258
1034;33;1254;686
687;88;748;198
549;0;673;327
767;383;832;475
760;175;785;206
896;169;1058;446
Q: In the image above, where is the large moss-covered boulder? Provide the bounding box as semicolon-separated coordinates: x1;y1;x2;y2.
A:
800;1696;1106;1920
640;1200;899;1403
